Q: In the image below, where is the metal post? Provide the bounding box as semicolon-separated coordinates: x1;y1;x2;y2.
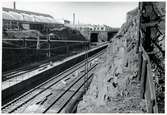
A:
36;32;40;49
84;42;89;91
86;42;89;85
24;37;27;71
35;32;40;62
48;35;51;58
84;42;87;90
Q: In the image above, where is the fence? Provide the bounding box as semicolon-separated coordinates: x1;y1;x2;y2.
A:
2;38;90;72
138;45;158;113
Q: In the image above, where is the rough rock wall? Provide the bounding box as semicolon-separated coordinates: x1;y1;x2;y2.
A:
140;2;165;113
77;8;147;113
111;8;139;68
141;2;165;73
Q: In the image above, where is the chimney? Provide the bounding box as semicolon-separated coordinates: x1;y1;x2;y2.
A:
13;1;16;9
73;13;75;25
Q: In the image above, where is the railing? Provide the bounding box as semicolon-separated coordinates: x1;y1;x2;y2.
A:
2;36;90;72
2;38;89;43
138;45;158;113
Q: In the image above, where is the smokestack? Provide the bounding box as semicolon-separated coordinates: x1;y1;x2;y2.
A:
13;1;16;9
73;13;75;25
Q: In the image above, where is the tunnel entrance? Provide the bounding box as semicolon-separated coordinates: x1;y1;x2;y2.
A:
90;33;98;42
107;32;118;41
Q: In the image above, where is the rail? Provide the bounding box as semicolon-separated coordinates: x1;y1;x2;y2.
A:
138;45;158;113
2;44;107;113
2;38;89;43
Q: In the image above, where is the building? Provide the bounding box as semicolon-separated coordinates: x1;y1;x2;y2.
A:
2;7;63;33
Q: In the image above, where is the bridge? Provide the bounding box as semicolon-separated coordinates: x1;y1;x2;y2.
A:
70;24;119;42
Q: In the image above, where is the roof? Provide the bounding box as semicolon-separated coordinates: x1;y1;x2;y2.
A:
2;7;61;24
3;7;53;18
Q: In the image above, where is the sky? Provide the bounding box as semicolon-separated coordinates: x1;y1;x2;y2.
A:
1;1;138;27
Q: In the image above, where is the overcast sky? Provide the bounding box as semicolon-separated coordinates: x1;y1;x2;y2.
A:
2;1;138;27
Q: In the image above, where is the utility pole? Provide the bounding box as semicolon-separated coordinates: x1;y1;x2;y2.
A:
48;34;51;58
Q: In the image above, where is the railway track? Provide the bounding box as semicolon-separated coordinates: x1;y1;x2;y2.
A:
2;55;66;81
2;46;106;113
2;44;103;81
2;63;48;81
2;41;90;80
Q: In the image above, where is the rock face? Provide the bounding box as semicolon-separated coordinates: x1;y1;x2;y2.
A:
141;2;165;72
77;8;147;113
139;2;165;113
